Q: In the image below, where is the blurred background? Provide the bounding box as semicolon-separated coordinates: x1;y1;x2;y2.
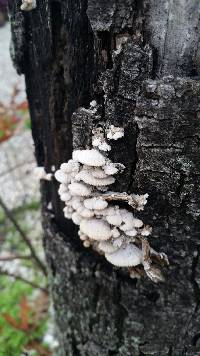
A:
0;3;57;355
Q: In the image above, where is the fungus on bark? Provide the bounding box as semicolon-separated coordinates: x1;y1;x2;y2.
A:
55;125;169;282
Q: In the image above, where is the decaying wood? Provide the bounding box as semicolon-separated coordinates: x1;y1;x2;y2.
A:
9;0;200;355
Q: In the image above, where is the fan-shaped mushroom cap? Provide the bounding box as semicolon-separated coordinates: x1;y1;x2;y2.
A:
105;244;142;267
84;197;108;210
60;160;79;173
125;228;137;237
106;214;122;226
132;218;143;228
55;170;71;184
75;170;115;186
21;0;37;11
94;206;117;216
58;184;68;195
68;183;91;196
80;219;112;241
103;164;118;175
71;197;83;210
98;241;119;254
73;149;106;167
63;206;73;214
120;210;135;231
72;212;82;225
79;209;94;218
60;192;72;202
92;168;108;179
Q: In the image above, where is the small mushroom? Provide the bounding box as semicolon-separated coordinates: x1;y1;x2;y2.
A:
72;212;82;225
68;182;92;196
106;214;122;226
21;0;36;11
103;164;119;175
92;168;108;179
125;228;137;237
73;149;106;167
58;184;68;195
60;192;72;202
84;197;108;210
79;209;94;218
105;244;142;267
98;241;119;254
55;170;71;184
71;197;83;210
75;170;115;186
80;219;112;241
60;160;79;173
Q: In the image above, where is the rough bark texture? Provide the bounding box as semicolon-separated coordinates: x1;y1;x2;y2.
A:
9;1;200;355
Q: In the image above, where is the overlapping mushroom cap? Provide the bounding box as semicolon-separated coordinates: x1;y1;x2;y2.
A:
54;124;167;282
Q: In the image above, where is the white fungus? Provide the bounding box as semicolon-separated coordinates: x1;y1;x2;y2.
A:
98;241;118;254
79;209;94;218
106;125;124;140
55;170;71;184
55;123;168;282
58;184;68;195
21;0;37;11
60;160;79;173
84;197;108;210
112;228;120;238
105;244;142;267
75;170;115;187
103;164;119;175
60;192;72;202
80;219;112;241
90;100;97;108
73;149;106;167
92;168;108;179
68;182;91;196
106;214;122;226
125;228;137;237
72;212;82;225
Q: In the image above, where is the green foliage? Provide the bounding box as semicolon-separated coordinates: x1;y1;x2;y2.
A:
0;277;48;355
24;117;31;130
0;200;49;355
0;278;32;355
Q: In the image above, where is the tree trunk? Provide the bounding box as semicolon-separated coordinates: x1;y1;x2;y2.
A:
9;1;200;355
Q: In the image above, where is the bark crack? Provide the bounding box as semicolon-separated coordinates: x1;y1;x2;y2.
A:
127;120;140;193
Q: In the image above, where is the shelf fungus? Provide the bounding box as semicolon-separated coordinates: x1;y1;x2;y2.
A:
55;125;169;283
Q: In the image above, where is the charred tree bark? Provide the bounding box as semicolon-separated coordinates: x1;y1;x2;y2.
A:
9;1;200;355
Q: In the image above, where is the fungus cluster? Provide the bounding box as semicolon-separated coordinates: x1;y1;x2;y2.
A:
55;125;168;282
20;0;36;11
